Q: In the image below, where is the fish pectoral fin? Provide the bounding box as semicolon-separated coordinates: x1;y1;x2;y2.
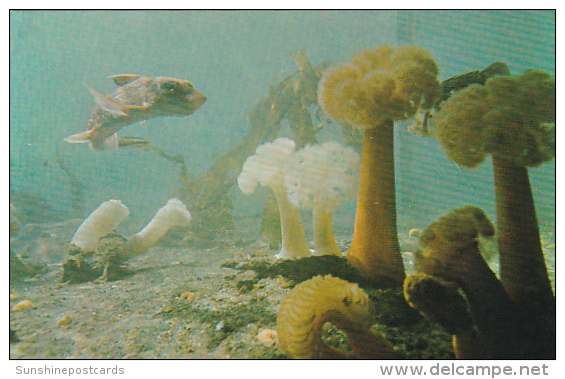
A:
64;131;91;144
109;74;140;86
86;85;129;116
102;133;119;150
88;133;119;151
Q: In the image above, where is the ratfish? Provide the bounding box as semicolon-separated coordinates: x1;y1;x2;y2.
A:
65;74;207;150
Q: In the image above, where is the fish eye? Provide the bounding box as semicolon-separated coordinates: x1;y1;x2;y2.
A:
342;296;351;307
161;81;178;92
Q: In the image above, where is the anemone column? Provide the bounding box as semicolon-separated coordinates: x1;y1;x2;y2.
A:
492;157;555;326
312;210;341;256
271;187;312;259
347;121;404;286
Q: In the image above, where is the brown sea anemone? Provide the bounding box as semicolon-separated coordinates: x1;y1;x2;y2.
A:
407;206;554;359
317;45;440;286
403;273;478;359
432;69;555;324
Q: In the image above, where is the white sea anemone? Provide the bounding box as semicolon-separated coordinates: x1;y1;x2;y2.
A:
123;198;191;258
285;141;360;256
70;200;130;253
238;138;311;259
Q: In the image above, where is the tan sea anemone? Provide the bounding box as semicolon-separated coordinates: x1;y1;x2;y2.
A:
277;275;397;359
317;45;440;286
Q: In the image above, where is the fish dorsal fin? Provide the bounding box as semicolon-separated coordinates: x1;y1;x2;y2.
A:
109;74;140;86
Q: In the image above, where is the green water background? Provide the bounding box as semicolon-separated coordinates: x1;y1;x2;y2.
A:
9;10;555;234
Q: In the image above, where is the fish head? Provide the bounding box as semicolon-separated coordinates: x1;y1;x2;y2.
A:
152;77;207;116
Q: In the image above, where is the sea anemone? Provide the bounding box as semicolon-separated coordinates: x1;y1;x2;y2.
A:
123;198;191;258
432;69;555;321
284;141;360;256
61;199;190;283
317;45;440;285
403;273;478;358
238;138;311;259
277;275;397;359
70;199;130;253
408;206;553;359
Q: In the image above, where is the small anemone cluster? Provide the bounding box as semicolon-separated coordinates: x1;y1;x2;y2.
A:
70;198;192;256
62;198;192;282
237;138;360;259
276;205;554;359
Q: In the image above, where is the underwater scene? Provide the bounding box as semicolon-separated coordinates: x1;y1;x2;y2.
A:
9;10;555;360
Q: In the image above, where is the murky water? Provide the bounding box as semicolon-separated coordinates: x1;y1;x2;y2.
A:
9;10;555;360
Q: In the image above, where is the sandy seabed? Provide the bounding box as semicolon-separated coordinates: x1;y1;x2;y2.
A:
10;216;522;360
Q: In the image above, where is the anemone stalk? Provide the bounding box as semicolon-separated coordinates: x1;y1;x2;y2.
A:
347;121;404;286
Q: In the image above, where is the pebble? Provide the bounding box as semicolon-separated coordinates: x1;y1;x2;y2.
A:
179;291;196;302
12;299;34;312
57;315;72;327
256;329;278;346
155;306;172;315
